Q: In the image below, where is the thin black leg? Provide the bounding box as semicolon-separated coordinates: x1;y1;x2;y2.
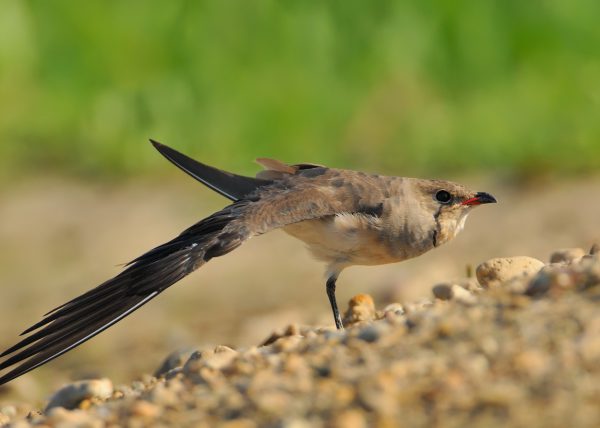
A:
326;275;344;329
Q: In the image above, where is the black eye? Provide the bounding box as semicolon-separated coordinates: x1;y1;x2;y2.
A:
435;190;452;204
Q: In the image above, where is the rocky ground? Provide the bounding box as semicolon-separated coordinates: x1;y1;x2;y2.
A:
1;246;598;428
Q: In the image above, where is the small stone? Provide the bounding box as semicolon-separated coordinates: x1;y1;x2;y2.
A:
433;279;480;300
0;406;17;419
182;349;214;373
131;380;147;392
131;400;161;419
382;303;404;316
45;378;113;412
26;410;43;422
115;384;137;399
283;324;301;336
500;276;529;294
432;284;453;300
550;248;586;264
379;303;405;322
456;277;483;292
476;257;545;288
182;350;231;385
145;382;179;407
590;243;599;255
356;325;381;343
204;346;237;370
342;294;376;326
450;284;477;305
164;367;183;380
261;324;303;346
154;348;196;377
251;390;292;415
332;410;367;428
46;407;102;428
273;335;304;352
514;349;551;379
525;266;576;297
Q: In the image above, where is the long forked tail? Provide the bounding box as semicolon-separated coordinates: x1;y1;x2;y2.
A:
0;201;251;385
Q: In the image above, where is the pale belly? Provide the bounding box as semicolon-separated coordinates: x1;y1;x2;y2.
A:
282;214;403;267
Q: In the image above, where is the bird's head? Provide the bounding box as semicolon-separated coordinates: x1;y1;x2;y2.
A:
415;179;497;246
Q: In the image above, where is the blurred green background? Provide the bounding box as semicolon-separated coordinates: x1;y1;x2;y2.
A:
1;0;599;181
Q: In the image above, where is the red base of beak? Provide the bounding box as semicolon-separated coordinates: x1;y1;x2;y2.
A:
462;192;497;206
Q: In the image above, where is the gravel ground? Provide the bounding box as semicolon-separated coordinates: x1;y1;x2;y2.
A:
1;248;598;428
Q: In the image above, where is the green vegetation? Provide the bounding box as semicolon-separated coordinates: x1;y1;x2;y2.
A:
1;0;599;179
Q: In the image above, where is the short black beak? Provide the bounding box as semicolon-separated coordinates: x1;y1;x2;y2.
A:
462;192;497;206
475;192;497;204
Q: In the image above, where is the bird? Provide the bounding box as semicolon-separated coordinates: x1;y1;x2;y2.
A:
0;140;496;385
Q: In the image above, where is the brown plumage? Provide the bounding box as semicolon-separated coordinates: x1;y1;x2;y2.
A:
0;141;496;385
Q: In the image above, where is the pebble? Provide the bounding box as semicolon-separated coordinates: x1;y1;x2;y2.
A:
0;406;17;419
261;324;306;346
432;283;476;304
525;266;575;297
432;283;453;300
550;248;586;264
456;277;482;292
332;409;367;428
382;303;404;316
144;382;179;407
46;407;103;428
204;346;238;370
45;378;113;412
476;256;545;288
26;410;43;423
525;257;600;297
130;399;162;419
451;284;477;305
342;294;376;326
356;325;380;343
154;348;196;377
273;335;304;352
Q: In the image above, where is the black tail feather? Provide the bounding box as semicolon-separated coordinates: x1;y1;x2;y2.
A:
150;139;271;201
0;201;252;385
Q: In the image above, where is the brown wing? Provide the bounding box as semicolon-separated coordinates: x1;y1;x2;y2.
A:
243;168;390;235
